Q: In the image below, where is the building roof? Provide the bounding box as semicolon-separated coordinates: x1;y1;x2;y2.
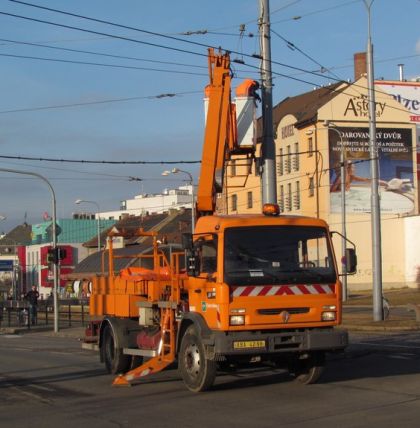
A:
0;223;32;254
68;209;192;279
272;82;348;129
31;218;116;245
83;211;173;248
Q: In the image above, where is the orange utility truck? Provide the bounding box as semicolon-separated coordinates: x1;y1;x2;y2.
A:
87;49;356;392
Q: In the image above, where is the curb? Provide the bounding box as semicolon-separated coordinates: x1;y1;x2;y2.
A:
342;323;420;332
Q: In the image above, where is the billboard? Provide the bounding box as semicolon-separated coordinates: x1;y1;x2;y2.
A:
0;260;14;271
375;81;420;180
375;81;420;124
329;127;415;214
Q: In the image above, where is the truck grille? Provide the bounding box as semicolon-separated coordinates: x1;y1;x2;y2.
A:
257;307;309;315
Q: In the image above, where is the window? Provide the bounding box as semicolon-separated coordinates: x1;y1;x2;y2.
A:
279;185;284;212
294;181;301;210
199;239;217;274
223;226;336;286
247;191;253;209
309;177;315;197
308;137;313;157
278;148;284;176
286;145;291;173
287;183;292;211
231;194;238;211
230;159;236;176
294;142;299;171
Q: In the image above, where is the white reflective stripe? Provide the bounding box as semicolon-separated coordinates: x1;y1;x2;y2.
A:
326;284;334;293
232;284;334;296
249;287;262;297
233;286;247;297
266;286;279;296
305;285;318;294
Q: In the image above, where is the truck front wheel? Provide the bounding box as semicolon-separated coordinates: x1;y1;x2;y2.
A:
288;351;325;385
178;325;216;392
102;323;131;374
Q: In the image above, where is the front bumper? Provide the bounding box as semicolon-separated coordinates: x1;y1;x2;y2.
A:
209;328;348;358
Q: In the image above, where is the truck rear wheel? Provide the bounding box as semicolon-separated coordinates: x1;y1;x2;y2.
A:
179;325;216;392
289;352;325;385
102;324;131;374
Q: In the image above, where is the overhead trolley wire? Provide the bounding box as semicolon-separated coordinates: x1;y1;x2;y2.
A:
0;52;208;76
0;154;201;165
0;2;355;83
0;90;202;114
0;10;209;59
0;37;208;69
0;4;414;117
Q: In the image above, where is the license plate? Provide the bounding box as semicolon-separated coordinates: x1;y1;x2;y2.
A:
233;340;266;350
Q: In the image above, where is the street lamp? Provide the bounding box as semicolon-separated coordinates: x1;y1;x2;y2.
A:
306;126;347;302
75;199;101;253
162;168;195;233
325;124;347;302
0;168;59;333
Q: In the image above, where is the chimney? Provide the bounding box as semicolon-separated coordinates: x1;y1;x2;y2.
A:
398;64;404;81
354;52;367;80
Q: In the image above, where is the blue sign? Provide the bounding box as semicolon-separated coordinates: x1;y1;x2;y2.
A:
0;260;13;271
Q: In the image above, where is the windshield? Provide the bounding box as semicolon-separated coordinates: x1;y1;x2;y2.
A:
224;226;336;286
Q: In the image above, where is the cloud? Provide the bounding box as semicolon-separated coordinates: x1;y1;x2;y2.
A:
417;39;420;54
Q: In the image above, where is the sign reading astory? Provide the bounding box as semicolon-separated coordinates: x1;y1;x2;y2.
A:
329;127;414;214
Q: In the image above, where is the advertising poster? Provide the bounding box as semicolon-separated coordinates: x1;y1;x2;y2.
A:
329;127;414;214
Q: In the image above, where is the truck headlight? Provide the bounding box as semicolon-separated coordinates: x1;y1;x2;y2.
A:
230;315;245;325
321;311;336;321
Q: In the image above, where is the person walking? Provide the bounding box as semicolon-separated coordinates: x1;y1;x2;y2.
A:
25;285;39;325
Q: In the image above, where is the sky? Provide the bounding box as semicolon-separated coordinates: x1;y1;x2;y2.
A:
0;0;419;232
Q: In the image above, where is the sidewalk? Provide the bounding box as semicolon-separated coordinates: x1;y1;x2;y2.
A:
342;287;420;332
0;324;86;339
342;307;420;332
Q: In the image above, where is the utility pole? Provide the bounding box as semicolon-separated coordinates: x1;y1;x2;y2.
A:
259;0;277;204
364;0;383;321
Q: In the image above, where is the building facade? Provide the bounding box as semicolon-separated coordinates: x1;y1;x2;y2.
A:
14;218;116;298
98;185;194;220
225;76;419;290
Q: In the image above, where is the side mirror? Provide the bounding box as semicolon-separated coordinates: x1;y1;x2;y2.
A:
182;233;193;251
345;248;357;275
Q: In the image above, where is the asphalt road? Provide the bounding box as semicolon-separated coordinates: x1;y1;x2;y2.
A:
1;330;420;428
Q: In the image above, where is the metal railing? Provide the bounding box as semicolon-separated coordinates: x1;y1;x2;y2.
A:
0;298;89;329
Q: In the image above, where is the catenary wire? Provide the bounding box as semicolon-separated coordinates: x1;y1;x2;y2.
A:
0;52;208;76
0;8;413;116
0;37;208;69
0;90;202;114
0;154;201;164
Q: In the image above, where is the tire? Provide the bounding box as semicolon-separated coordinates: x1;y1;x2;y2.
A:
178;325;216;392
288;352;325;385
102;324;131;374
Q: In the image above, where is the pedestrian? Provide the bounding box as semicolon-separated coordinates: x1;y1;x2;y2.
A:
25;285;39;325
